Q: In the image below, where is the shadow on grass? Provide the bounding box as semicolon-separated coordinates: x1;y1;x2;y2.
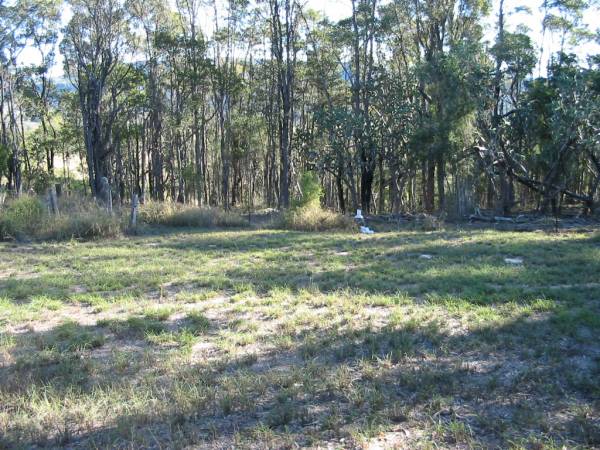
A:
1;299;599;448
206;230;600;301
4;229;598;306
2;230;600;447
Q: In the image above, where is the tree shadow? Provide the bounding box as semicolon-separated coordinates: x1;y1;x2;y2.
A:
2;230;599;447
213;231;600;300
6;229;597;305
1;299;599;448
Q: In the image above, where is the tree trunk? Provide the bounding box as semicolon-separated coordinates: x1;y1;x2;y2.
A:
425;157;435;212
436;153;445;213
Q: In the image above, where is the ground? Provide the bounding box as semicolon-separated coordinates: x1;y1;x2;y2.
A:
1;228;599;449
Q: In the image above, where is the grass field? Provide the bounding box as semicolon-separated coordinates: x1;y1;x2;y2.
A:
1;228;599;449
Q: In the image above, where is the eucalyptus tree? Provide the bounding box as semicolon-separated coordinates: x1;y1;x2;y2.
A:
0;0;60;193
167;0;214;205
539;0;595;73
479;0;599;214
208;0;248;209
335;0;380;214
477;0;537;214
304;13;356;212
268;0;301;209
504;54;600;213
128;0;171;201
62;0;131;197
18;0;61;178
0;0;28;194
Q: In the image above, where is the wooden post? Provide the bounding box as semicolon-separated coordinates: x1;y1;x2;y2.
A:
130;193;139;229
48;185;59;216
100;177;113;214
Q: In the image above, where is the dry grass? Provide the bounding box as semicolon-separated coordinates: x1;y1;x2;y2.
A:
0;195;121;241
0;197;251;242
139;201;248;229
281;204;355;232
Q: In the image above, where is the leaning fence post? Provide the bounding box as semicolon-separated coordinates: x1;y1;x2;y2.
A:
48;185;59;216
100;177;113;214
129;193;139;229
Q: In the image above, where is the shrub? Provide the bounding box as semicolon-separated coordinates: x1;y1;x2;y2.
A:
281;171;353;232
0;195;248;241
41;194;122;241
139;202;247;228
0;195;46;239
293;171;323;209
281;203;355;232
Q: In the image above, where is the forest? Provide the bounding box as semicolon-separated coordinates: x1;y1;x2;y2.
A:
1;0;599;219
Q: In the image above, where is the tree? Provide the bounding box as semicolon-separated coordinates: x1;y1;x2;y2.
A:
62;0;130;197
269;0;300;209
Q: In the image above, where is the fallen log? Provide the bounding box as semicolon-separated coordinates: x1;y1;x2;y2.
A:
469;214;494;223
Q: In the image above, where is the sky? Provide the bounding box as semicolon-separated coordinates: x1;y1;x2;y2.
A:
15;0;600;79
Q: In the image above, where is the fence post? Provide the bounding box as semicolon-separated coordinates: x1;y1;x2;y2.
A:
48;185;59;216
100;177;113;214
130;193;139;229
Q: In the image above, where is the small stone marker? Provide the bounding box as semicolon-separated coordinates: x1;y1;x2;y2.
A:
419;254;433;260
504;257;523;265
356;209;373;233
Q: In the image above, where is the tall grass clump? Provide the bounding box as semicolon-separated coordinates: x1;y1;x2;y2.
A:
44;195;122;240
0;194;121;241
39;210;122;240
0;195;45;239
139;201;247;228
282;172;354;232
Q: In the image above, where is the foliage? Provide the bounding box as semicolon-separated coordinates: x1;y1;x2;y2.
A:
0;144;9;180
292;171;323;209
284;172;353;231
0;196;256;242
2;0;600;222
